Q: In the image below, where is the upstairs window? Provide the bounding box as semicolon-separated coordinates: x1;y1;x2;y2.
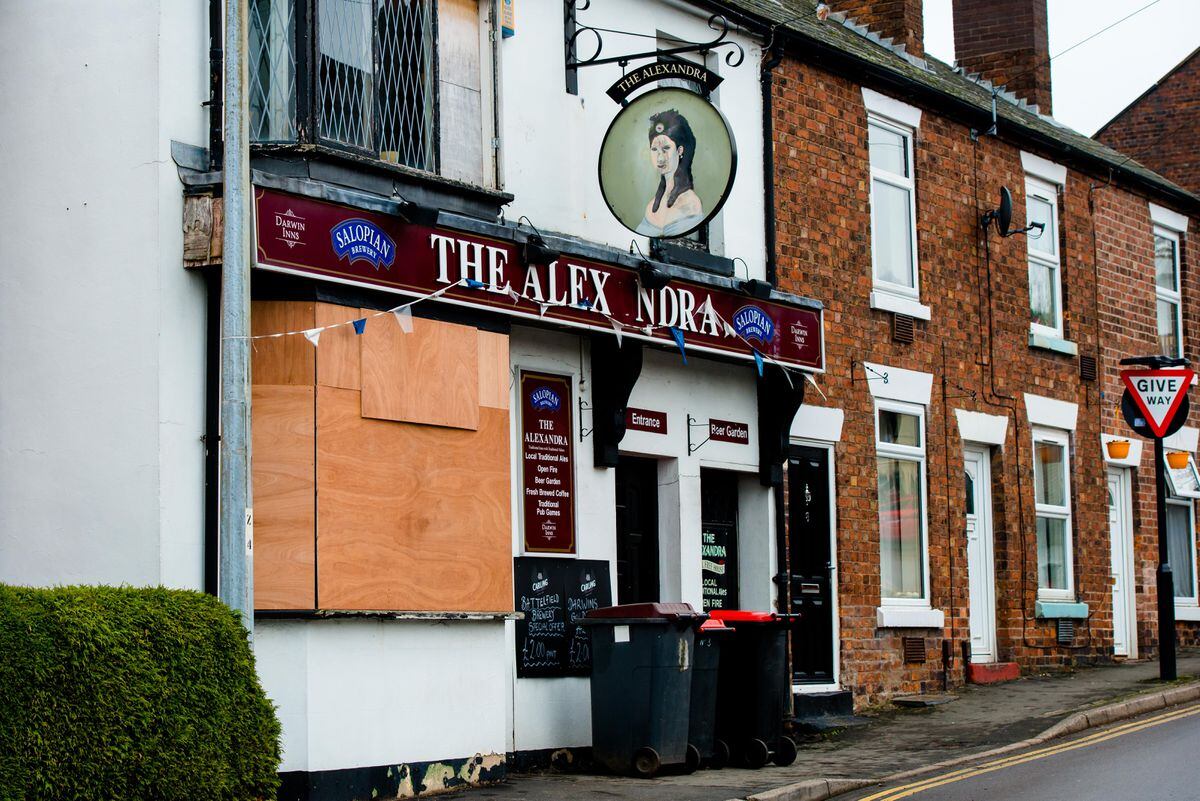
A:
1155;227;1183;358
250;0;495;186
868;117;919;299
1026;177;1063;338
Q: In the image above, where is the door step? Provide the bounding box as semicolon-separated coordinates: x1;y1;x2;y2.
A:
967;661;1020;684
790;690;870;735
790;713;871;735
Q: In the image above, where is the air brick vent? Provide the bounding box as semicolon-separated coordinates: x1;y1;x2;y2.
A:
902;636;926;664
1057;619;1076;645
1079;355;1097;382
893;313;915;344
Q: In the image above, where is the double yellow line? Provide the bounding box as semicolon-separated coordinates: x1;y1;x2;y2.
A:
857;702;1200;800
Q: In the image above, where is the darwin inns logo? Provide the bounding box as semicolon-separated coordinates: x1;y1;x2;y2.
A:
732;305;776;344
331;219;396;271
530;386;561;411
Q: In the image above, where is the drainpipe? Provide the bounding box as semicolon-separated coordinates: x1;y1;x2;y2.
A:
220;0;253;637
208;0;224;170
761;44;783;287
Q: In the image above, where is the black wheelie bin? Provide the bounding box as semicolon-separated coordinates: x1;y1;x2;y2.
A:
582;602;705;778
689;616;733;769
709;609;798;768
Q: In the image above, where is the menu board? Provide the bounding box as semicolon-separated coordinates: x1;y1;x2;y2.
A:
514;558;611;678
520;371;576;553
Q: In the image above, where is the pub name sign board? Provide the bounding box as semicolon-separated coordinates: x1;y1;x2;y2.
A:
253;188;824;371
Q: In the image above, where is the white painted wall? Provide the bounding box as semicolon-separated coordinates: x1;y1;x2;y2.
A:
257;618;509;772
0;1;208;588
506;327;776;752
498;0;767;279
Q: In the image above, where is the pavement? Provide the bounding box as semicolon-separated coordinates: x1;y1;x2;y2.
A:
464;650;1200;801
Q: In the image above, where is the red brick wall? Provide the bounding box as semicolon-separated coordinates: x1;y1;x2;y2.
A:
828;0;924;58
952;0;1052;115
771;54;1198;707
1096;51;1200;196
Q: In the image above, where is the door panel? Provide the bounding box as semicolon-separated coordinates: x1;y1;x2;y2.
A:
615;456;659;605
964;448;996;663
1108;469;1135;657
787;445;834;683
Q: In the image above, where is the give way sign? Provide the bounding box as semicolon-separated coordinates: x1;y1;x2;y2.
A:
1121;369;1195;438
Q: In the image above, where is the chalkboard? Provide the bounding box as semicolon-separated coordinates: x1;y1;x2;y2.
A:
514;557;611;678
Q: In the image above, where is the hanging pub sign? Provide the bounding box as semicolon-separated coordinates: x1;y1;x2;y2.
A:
252;188;824;371
597;87;736;239
520;371;576;554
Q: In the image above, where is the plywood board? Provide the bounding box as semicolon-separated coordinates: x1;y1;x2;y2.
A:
316;387;511;611
251;301;315;386
477;330;510;411
314;302;361;390
438;0;482;91
252;384;316;610
360;315;480;430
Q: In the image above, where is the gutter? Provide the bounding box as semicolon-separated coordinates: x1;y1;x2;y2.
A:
761;43;784;286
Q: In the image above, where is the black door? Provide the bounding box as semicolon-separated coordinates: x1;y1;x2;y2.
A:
700;469;740;611
787;445;834;683
615;456;659;604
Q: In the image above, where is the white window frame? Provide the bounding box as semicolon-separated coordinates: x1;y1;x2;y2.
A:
1033;426;1074;601
868;115;921;303
1166;497;1198;605
1154;226;1184;359
1026;177;1064;340
875;399;931;607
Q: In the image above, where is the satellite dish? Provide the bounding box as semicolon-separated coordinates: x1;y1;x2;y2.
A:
997;187;1012;237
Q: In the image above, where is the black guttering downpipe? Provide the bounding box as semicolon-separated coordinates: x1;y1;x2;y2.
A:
761;44;783;287
208;0;223;171
700;1;1200;215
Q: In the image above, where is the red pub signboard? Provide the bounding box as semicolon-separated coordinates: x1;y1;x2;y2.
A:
520;372;576;554
253;188;824;371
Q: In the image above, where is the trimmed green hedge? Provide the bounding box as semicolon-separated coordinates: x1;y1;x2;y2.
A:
0;585;280;801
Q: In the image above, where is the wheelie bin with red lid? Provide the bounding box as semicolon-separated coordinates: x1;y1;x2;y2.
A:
690;617;734;768
710;609;798;768
581;602;707;777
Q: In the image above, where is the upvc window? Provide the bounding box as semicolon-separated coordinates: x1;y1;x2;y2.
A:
875;401;929;604
1167;498;1198;603
868;117;920;300
1155;227;1183;359
1033;427;1074;600
1026;178;1063;338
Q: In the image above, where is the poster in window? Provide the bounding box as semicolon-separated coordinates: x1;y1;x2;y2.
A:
520;371;576;554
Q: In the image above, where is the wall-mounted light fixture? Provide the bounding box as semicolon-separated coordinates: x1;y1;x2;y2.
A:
518;216;559;266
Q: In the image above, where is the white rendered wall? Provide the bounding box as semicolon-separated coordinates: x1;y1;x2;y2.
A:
506;328;777;753
0;2;208;588
256;618;509;773
498;0;767;280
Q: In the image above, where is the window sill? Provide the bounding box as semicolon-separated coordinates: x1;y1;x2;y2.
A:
871;291;931;320
1175;605;1200;622
1035;600;1089;619
1028;331;1079;356
876;605;945;629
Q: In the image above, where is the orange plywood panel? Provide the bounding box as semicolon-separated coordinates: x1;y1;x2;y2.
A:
316;387;512;612
477;330;511;411
251;301;315;386
360;315;479;430
252;384;316;610
314;302;361;390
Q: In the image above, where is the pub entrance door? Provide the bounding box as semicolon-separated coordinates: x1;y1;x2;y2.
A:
615;456;660;604
786;444;837;685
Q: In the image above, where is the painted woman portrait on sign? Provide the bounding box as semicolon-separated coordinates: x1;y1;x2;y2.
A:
636;110;705;238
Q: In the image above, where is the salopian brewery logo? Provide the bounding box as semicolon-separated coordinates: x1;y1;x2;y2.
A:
732;305;776;344
331;218;396;271
530;386;562;411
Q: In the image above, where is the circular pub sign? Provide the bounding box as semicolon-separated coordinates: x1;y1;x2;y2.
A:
598;87;737;239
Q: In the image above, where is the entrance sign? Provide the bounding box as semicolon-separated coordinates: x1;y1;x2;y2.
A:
597;87;736;239
625;407;668;434
1121;369;1195;437
254;188;824;370
520;372;576;554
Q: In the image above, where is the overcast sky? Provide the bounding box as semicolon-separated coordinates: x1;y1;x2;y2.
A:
923;0;1200;136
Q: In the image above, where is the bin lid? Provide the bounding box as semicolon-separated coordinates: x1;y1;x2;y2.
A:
698;618;733;632
584;602;703;621
709;609;777;623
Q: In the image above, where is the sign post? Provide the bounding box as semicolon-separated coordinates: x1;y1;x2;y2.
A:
1120;356;1194;681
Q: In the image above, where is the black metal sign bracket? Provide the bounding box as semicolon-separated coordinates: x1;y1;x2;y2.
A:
565;4;746;73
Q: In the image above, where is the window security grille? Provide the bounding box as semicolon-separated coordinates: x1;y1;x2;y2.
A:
902;636;926;664
250;0;438;173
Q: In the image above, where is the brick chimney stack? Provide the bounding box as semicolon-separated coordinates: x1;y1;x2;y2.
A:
952;0;1052;114
827;1;925;59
